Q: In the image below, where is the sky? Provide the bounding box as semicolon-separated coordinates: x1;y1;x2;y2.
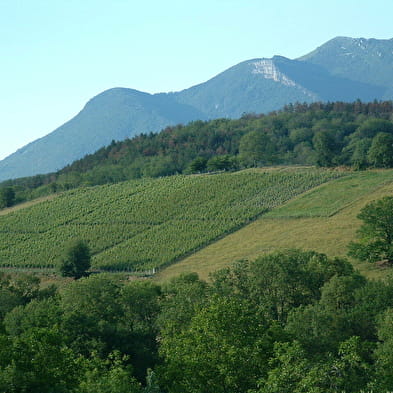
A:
1;0;392;160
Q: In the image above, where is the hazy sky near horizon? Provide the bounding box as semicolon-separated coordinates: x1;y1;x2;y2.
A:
1;0;392;161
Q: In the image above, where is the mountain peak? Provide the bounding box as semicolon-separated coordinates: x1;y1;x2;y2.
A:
1;36;393;181
298;36;393;89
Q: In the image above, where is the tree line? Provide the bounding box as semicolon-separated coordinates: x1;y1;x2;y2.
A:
1;100;393;207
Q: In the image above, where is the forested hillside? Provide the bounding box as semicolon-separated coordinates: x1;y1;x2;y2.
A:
2;100;393;207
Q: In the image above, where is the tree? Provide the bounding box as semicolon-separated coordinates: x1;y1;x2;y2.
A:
239;131;275;167
312;131;337;167
159;295;281;393
0;187;15;208
188;157;207;173
348;138;372;170
58;240;91;278
348;197;393;264
78;351;141;393
206;155;238;171
258;337;371;393
367;132;393;168
371;308;393;390
212;250;354;324
356;118;393;139
0;327;84;393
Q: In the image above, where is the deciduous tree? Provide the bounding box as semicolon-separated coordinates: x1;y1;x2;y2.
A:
58;240;91;278
348;196;393;264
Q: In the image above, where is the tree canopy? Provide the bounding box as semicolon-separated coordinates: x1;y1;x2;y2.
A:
348;196;393;264
58;240;91;278
1;249;393;391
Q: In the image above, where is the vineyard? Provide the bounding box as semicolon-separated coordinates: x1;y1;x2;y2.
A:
0;168;345;271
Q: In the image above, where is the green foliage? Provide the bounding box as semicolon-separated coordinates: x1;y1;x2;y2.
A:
349;138;372;170
159;295;282;393
348;196;393;263
313;130;337;167
60;274;123;353
0;327;84;393
0;187;15;208
206;154;238;171
187;156;207;173
4;297;62;337
367;132;393;167
356;118;393;139
58;239;91;278
144;369;161;393
212;250;353;323
0;272;42;320
158;273;208;336
78;351;142;393
286;274;367;355
119;281;162;381
371;308;393;390
2;250;393;391
59;275;162;382
239;131;275;166
258;337;371;393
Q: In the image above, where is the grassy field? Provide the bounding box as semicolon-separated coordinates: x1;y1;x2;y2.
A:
0;168;341;271
156;169;393;281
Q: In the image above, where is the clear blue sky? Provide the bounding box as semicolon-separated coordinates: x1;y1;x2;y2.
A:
1;0;392;160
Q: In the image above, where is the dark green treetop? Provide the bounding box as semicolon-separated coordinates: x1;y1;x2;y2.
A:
58;240;91;279
348;196;393;264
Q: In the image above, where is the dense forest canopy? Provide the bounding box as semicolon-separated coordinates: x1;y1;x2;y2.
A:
2;100;393;206
1;249;393;392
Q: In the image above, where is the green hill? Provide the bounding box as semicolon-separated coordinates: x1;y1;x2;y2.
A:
159;169;393;281
2;167;393;280
0;168;342;272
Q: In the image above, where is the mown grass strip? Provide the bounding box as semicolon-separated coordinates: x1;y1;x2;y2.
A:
265;169;393;218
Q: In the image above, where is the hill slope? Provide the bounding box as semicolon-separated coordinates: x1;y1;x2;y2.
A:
158;169;393;281
1;36;393;181
0;168;342;271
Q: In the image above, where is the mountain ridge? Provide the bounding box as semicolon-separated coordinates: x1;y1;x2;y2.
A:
1;36;393;181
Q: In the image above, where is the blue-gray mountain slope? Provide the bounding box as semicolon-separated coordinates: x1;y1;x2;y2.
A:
0;36;392;181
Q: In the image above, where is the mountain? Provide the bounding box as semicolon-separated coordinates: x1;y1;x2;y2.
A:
0;88;207;180
1;36;392;181
298;36;393;98
174;55;384;118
